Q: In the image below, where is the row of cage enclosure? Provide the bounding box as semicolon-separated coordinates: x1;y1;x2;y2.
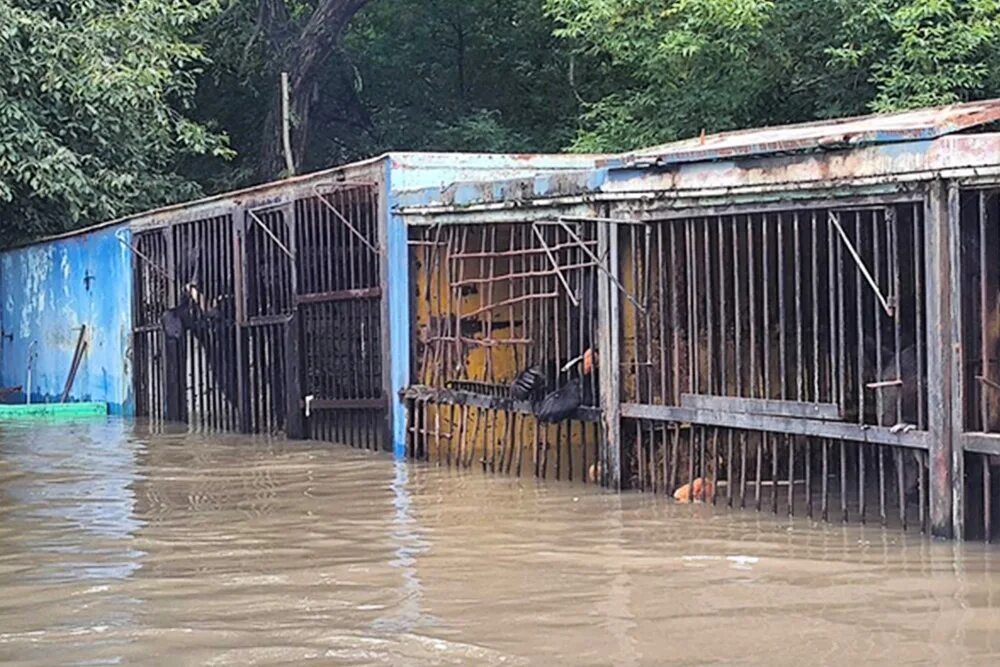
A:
115;103;1000;541
399;184;1000;542
127;181;1000;541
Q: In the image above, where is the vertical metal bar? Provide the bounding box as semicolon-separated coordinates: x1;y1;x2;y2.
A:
763;214;771;400
755;432;763;512
835;212;845;413
718;217;727;396
771;430;779;514
794;213;803;402
985;453;992;542
778;214;787;401
896;447;906;529
787;435;794;516
670;222;681;406
855;213;866;426
879;445;887;525
805;437;813;518
687;219;698;394
914;203;926;429
859;441;867;523
704;220;714;396
873;210;884;428
820;438;830;521
734;216;743;399
748;217;757;400
890;208;903;427
840;440;848;522
811;212;820;402
658;224;668;406
981;192;990;432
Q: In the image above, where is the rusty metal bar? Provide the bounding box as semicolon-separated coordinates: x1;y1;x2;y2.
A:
313;185;380;254
829;210;895;317
531;223;580;307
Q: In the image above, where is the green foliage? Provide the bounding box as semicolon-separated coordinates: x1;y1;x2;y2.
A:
0;0;231;242
7;0;1000;241
833;0;1000;111
343;0;580;156
546;0;1000;151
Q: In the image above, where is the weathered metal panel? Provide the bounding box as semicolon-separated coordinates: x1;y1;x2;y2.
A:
0;224;134;414
620;98;1000;167
605;135;1000;197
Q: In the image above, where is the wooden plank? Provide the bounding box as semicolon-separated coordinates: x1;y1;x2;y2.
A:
964;433;1000;457
60;325;88;402
310;397;389;411
597;212;622;489
295;287;381;305
680;393;841;420
402;385;601;422
246;313;294;327
926;181;955;539
948;182;968;539
620;402;930;450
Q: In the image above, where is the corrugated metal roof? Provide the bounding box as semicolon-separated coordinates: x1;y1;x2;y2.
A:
621;98;1000;168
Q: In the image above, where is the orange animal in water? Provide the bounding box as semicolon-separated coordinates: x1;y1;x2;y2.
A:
673;478;713;502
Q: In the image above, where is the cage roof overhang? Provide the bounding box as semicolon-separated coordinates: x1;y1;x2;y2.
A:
397;99;1000;221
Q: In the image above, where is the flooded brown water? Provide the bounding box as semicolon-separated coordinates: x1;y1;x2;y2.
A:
3;420;1000;666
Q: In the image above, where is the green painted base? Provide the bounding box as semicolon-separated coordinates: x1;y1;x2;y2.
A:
0;402;108;419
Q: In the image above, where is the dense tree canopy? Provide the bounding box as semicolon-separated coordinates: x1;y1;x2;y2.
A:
0;0;232;242
3;0;1000;241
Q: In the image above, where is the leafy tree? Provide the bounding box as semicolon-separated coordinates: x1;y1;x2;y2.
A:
343;0;582;155
0;0;232;243
188;0;373;186
546;0;1000;152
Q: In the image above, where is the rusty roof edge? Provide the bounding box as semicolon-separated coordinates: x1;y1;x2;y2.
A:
614;98;1000;169
2;150;607;250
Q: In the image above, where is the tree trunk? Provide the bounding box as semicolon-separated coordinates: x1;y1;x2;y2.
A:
257;0;371;181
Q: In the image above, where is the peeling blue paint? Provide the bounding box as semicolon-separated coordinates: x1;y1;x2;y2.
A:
0;225;133;415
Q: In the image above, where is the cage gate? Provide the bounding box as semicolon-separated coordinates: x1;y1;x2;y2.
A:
617;201;932;531
294;184;386;450
130;182;389;448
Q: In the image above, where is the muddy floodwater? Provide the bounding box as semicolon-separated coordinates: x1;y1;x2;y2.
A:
2;420;1000;666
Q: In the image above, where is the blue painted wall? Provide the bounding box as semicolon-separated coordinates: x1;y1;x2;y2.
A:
0;224;134;415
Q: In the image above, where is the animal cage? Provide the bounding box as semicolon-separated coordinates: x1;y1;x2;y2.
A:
403;218;606;481
958;186;1000;541
129;178;389;450
617;201;931;531
395;97;1000;541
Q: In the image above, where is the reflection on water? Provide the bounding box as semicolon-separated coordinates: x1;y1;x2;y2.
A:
2;419;1000;665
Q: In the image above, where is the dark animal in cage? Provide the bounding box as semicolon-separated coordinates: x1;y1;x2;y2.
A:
510;365;545;401
535;378;583;423
509;348;595;401
533;349;595;423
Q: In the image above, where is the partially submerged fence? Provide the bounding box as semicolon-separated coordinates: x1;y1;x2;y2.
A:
129;172;389;451
396;100;1000;541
